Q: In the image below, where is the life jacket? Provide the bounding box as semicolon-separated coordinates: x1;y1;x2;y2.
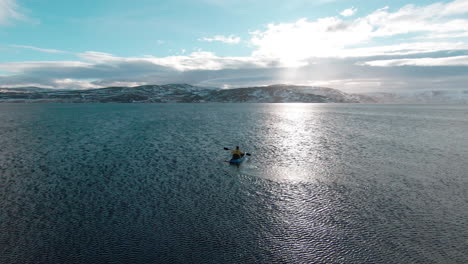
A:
231;149;243;155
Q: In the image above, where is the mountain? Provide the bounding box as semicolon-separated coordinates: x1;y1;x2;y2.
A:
0;84;212;103
3;84;464;104
365;90;468;104
205;84;376;103
0;86;56;93
0;84;372;103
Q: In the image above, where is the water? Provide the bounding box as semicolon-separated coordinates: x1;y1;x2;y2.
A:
0;103;467;263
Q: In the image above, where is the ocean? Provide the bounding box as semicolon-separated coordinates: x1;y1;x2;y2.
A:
0;103;467;263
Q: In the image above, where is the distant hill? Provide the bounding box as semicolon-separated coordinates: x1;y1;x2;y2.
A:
205;84;376;103
0;84;373;103
364;90;468;104
2;84;465;104
0;87;56;93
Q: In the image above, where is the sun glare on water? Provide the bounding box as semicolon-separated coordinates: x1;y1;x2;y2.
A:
258;103;330;183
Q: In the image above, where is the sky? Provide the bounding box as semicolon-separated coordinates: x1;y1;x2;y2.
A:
1;0;468;92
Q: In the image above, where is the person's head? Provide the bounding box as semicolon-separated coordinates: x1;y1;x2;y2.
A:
236;146;239;150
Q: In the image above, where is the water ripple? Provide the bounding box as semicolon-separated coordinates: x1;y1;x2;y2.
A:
0;103;467;263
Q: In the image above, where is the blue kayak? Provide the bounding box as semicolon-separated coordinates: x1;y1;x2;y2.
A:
229;153;247;164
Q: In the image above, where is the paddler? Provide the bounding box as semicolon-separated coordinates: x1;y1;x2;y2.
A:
231;146;244;160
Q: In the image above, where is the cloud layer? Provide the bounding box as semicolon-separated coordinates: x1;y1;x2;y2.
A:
250;0;468;63
199;35;241;44
0;0;26;25
10;45;67;54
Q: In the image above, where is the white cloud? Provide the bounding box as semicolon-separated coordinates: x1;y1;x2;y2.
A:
199;35;241;44
363;3;468;37
344;41;468;58
0;0;25;25
417;32;468;40
0;50;276;75
439;0;468;16
362;55;468;67
0;61;91;73
53;79;101;89
250;17;373;65
91;80;147;88
201;0;337;8
340;7;357;17
78;51;121;62
76;50;273;71
11;44;67;53
147;51;277;71
249;0;468;65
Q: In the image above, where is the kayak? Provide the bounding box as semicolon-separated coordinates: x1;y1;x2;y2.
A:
229;153;247;164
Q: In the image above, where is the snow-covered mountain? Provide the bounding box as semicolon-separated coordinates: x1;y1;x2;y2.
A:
0;84;371;103
206;84;376;103
0;84;214;103
0;86;56;93
1;84;465;104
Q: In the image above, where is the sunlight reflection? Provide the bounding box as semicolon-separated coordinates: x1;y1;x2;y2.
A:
257;103;330;182
253;104;342;262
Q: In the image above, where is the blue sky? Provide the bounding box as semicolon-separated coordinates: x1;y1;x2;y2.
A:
1;0;468;92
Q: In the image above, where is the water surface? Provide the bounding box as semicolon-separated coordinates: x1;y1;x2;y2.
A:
0;103;467;263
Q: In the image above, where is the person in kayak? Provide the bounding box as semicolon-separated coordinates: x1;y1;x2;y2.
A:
231;146;244;160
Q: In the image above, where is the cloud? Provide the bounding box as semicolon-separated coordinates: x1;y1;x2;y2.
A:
363;2;468;37
250;17;373;65
11;45;67;53
0;50;281;89
77;51;122;62
68;50;273;73
148;51;277;71
439;0;468;16
199;35;241;44
340;7;357;17
362;55;468;67
345;41;468;58
201;0;337;8
0;0;25;25
2;52;468;92
0;61;91;73
416;32;468;40
250;0;468;65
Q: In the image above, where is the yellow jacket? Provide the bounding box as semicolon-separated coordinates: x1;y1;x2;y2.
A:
231;149;243;155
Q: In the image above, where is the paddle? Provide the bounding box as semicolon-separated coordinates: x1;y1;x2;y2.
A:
224;147;251;156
